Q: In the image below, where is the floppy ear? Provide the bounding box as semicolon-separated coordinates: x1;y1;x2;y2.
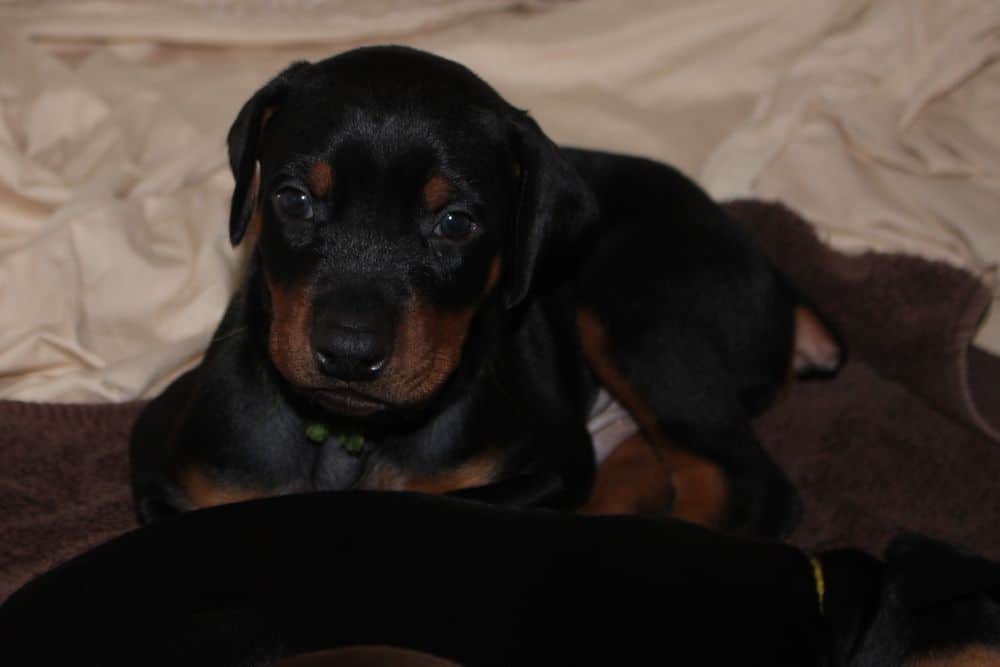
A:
227;61;310;246
504;112;598;309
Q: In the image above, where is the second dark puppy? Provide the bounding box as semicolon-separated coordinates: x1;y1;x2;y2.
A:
6;493;1000;666
130;46;841;537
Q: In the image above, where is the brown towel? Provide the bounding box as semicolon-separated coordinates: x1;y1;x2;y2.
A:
1;201;997;602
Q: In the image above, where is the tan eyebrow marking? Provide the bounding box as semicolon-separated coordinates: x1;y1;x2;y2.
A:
422;174;453;211
307;161;334;198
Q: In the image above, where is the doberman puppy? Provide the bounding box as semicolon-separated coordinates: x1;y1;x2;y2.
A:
130;46;842;537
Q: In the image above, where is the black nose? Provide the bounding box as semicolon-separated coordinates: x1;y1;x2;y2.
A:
310;287;397;384
313;324;391;382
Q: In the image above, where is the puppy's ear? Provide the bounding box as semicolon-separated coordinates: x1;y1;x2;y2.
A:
227;61;310;246
504;111;598;309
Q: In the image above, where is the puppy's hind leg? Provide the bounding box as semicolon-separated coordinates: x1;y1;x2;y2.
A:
576;306;801;537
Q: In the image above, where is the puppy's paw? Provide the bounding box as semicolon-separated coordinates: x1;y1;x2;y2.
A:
793;305;843;377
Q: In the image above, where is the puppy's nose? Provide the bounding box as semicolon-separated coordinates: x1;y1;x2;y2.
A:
311;286;397;383
313;325;391;382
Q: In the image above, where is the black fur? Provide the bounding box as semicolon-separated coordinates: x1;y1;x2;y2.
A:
3;493;999;665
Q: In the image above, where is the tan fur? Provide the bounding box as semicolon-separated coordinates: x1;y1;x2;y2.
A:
909;646;1000;667
266;273;322;387
277;646;457;667
577;307;729;527
260;105;277;130
363;451;500;494
580;433;674;516
307;161;334;199
374;256;502;406
422;174;452;210
264;254;502;412
178;465;268;509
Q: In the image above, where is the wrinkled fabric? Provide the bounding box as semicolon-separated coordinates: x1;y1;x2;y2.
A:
703;0;1000;347
0;0;997;402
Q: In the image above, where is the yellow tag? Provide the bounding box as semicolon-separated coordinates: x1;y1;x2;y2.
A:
809;555;826;615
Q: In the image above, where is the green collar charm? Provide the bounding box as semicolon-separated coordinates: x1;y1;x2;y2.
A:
305;422;366;456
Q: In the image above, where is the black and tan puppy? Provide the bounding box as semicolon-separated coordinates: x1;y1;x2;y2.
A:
130;46;841;536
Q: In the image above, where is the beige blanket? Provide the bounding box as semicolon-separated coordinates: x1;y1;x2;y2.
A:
1;0;997;402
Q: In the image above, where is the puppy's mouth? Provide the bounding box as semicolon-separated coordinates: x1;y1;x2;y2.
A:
311;387;390;417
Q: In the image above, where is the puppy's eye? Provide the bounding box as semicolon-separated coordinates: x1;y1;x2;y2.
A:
432;211;477;242
273;187;314;221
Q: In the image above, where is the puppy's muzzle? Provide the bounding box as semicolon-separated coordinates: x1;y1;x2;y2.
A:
311;292;396;383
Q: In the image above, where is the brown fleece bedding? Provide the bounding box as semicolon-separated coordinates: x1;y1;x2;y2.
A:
1;200;997;602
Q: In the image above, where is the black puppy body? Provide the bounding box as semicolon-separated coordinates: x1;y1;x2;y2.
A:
3;493;1000;666
131;46;838;535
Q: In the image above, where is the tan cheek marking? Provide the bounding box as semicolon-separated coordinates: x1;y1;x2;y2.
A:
422;174;452;210
178;466;269;509
265;272;320;386
381;255;501;404
307;161;334;199
384;300;477;405
577;307;729;527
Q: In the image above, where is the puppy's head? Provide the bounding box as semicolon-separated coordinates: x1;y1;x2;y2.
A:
226;46;596;417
